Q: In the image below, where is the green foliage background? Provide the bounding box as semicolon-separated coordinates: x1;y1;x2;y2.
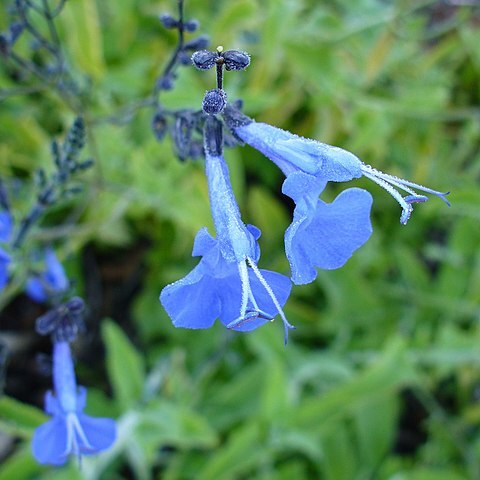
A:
1;0;480;479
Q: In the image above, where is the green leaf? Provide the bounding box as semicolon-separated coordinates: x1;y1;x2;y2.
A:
0;396;47;438
102;319;145;409
319;423;357;480
135;400;217;451
290;338;414;429
59;0;105;80
197;423;265;480
0;445;41;480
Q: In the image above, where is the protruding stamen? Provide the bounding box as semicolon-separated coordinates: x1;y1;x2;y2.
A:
361;164;450;225
246;257;295;345
405;194;428;204
64;412;93;459
227;262;277;330
227;309;274;330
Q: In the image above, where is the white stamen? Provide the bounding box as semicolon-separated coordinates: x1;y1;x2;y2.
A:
246;257;295;344
63;412;94;461
361;164;450;224
362;169;412;224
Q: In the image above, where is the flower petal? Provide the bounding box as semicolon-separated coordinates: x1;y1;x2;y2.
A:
0;211;12;243
192;227;216;257
233;269;291;332
32;416;69;465
77;414;117;454
25;277;47;302
44;248;69;292
285;185;373;284
160;264;222;329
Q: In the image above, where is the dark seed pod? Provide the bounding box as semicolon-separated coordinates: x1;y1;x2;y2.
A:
223;50;250;71
78;158;94;170
66;296;85;313
188;140;204;160
183;19;199;32
202;88;227;115
178;51;192;66
36;297;85;342
159;14;178;29
191;50;217;70
173;114;194;161
151;111;168;141
9;22;24;44
157;73;175;91
184;35;209;51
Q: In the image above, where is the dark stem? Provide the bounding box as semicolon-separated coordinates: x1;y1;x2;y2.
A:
216;60;224;90
12;204;44;248
153;0;186;103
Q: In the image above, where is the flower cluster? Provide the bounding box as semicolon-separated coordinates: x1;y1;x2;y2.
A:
0;117;116;465
159;46;449;343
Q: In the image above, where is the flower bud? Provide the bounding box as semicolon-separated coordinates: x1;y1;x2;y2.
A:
184;35;210;51
151;111;168;141
183;19;199;32
202;88;227;115
159;13;178;29
223;50;250;71
191;50;217;70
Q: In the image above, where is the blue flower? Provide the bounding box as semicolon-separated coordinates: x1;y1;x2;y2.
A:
160;226;292;336
224;109;450;224
0;210;12;243
161;116;294;342
32;341;116;465
26;248;69;302
0;210;12;290
282;171;373;284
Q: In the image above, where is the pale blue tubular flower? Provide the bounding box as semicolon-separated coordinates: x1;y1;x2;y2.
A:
223;106;449;284
26;248;69;302
161;116;294;342
32;341;116;465
223;105;450;225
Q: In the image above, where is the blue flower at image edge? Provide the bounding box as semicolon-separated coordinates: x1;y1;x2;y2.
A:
282;171;373;285
160;226;291;333
0;210;12;290
26;248;69;302
32;342;116;465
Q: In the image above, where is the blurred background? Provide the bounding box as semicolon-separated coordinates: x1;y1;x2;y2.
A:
1;0;480;478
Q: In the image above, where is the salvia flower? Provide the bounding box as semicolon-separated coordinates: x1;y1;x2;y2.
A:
223;106;450;225
161;117;294;342
32;341;116;465
223;107;374;284
160;227;292;337
26;248;69;303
